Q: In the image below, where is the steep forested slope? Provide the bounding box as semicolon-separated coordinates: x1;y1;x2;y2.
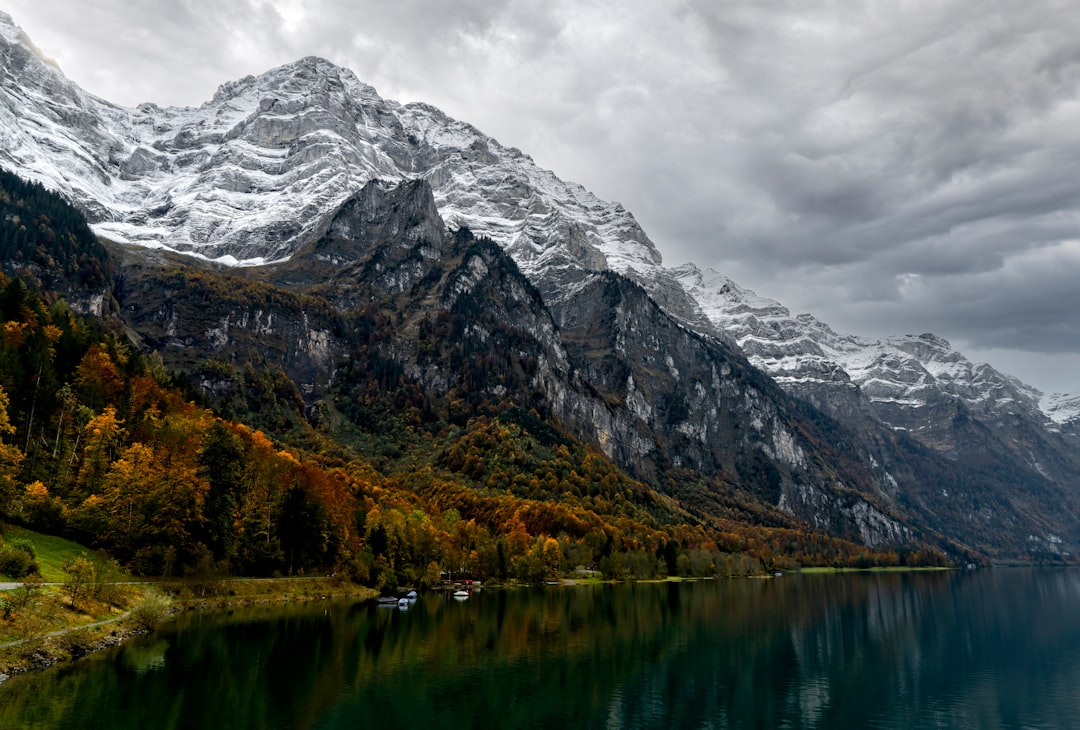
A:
0;169;943;584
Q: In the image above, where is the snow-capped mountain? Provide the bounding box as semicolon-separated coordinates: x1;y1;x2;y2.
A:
0;10;1073;437
672;263;1080;499
673;265;1046;423
0;13;663;290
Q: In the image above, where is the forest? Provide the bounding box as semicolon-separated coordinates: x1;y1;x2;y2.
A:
0;168;944;589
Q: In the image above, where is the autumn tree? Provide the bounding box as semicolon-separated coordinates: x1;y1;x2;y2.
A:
73;344;123;411
73;406;124;500
0;384;23;515
234;430;288;573
63;556;95;610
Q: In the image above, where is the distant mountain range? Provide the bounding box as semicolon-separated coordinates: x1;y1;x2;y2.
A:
2;10;1077;562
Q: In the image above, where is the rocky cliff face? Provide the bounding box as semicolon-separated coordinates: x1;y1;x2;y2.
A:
548;272;923;548
105;176;928;552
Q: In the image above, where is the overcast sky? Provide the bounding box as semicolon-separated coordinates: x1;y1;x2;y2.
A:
7;0;1080;394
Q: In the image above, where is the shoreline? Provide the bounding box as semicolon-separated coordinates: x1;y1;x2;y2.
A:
2;567;966;683
0;577;377;684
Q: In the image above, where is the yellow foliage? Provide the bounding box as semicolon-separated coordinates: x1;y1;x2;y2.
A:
85;406;124;439
276;449;301;465
75;345;124;406
0;385;15;436
542;536;562;569
24;481;49;500
3;320;26;347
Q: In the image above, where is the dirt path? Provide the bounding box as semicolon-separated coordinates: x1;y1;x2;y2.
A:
0;611;133;649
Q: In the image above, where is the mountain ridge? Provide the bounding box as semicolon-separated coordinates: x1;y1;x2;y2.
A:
108;174;945;555
1;13;1070;421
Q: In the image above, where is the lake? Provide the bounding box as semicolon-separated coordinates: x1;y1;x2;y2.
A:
2;569;1079;729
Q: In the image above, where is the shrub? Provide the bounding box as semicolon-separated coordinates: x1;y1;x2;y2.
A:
0;544;38;578
129;591;174;632
11;573;44;610
63;556;96;609
6;536;36;559
91;555;124;605
59;628;98;658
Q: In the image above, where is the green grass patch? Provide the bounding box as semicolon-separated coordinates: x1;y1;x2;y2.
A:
798;566;953;574
1;525;111;583
162;576;375;607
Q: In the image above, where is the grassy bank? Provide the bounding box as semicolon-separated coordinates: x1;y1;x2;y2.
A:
0;576;157;680
162;574;377;610
1;525;118;584
0;527;375;682
1;574;376;681
798;566;954;574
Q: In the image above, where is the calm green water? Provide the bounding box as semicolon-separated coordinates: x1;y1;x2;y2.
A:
3;570;1080;729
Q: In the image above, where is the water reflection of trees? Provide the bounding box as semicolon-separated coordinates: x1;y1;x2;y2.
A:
3;573;1080;728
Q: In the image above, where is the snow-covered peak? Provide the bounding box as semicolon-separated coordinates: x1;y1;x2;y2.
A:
0;11;52;67
0;11;24;44
674;264;866;384
1;21;666;283
672;264;788;320
1042;393;1080;426
212;56;371;102
674;264;1060;427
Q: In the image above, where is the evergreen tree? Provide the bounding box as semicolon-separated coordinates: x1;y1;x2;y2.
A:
198;422;245;561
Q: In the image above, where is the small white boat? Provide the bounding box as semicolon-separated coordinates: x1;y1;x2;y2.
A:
452;589;469;600
406;590;418;601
